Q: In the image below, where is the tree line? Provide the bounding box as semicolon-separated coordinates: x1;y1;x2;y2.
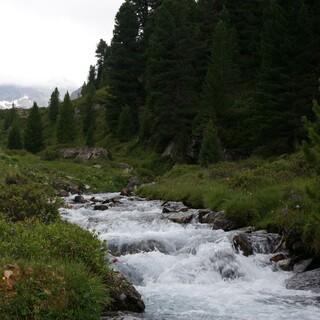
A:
4;0;320;166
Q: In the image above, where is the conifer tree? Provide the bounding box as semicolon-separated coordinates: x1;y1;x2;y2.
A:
3;104;17;131
256;0;317;154
199;119;222;167
57;92;76;144
117;106;135;142
95;39;110;88
107;0;143;134
7;117;22;150
48;87;60;123
24;102;44;153
145;0;198;158
83;85;96;146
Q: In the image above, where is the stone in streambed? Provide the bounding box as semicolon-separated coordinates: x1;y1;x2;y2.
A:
286;268;320;293
94;204;109;211
103;271;145;313
73;195;86;204
199;210;237;231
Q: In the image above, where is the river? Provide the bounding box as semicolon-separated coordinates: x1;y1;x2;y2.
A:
61;193;320;320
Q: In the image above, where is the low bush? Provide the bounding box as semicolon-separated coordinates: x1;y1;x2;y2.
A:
0;221;109;276
0;183;60;223
0;259;106;320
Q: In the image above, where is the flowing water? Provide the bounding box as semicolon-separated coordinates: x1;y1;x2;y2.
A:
61;194;320;320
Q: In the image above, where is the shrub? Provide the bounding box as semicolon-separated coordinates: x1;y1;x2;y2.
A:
0;260;106;320
0;221;109;276
40;146;60;161
0;184;60;223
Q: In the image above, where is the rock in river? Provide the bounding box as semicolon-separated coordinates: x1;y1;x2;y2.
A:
286;268;320;293
103;271;145;313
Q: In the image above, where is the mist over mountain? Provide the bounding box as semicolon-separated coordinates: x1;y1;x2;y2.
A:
0;84;74;109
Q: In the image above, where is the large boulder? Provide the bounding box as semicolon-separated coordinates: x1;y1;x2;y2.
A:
199;210;237;231
164;211;195;224
60;147;111;161
121;177;141;196
104;271;145;313
233;231;281;256
286;268;320;293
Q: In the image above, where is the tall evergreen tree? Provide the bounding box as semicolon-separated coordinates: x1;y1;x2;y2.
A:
256;0;318;154
145;0;198;159
107;0;143;134
24;102;44;153
83;85;96;146
7;124;22;150
48;87;60;123
95;39;110;88
3;104;17;131
199;119;222;167
57;92;76;144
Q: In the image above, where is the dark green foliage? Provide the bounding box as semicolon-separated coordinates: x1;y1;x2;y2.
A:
117;105;135;141
57;92;76;144
199;119;222;167
24;102;44;153
107;0;143;134
145;0;198;159
7;123;22;150
48;87;60;123
256;0;318;155
0;259;106;320
83;85;96;146
0;183;60;223
95;39;110;88
304;100;320;174
3;105;17;131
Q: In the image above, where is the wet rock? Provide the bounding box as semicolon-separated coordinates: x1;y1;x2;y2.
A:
104;271;145;313
233;231;281;256
54;180;84;196
233;233;253;257
277;259;293;271
293;259;313;273
162;201;188;214
270;253;288;263
94;204;109;211
286;268;320;293
101;312;143;320
165;211;194;224
199;210;236;231
108;239;169;256
121;177;141;196
60;147;111;161
58;189;69;197
73;195;86;204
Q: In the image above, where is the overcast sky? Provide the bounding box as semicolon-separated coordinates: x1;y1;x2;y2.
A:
0;0;123;88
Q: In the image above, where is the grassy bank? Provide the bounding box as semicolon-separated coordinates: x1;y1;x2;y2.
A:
0;150;130;319
139;153;320;256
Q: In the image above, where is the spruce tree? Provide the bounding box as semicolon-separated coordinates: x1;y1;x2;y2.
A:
199;119;222;167
95;39;110;88
117;106;135;142
107;0;143;134
7;118;22;150
24;102;44;153
48;87;60;123
256;0;317;154
3;104;17;131
83;85;96;146
145;0;198;159
57;92;76;144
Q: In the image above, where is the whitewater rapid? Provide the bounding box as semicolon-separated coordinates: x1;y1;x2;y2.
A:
61;194;320;320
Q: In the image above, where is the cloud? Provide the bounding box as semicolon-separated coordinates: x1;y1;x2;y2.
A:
0;0;123;88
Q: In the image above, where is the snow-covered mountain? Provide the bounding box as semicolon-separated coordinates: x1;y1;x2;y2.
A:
0;84;75;109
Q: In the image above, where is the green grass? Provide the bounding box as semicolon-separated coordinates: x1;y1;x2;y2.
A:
138;153;320;256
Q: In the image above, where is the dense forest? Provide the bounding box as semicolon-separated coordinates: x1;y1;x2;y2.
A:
2;0;320;165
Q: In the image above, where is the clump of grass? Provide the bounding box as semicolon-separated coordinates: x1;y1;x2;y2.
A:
0;259;106;320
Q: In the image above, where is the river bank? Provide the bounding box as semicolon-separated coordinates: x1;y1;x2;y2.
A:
62;193;320;320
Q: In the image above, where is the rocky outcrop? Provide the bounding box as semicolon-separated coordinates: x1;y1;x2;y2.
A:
103;271;145;313
199;210;236;231
60;147;111;161
121;177;141;196
286;268;320;293
233;231;281;256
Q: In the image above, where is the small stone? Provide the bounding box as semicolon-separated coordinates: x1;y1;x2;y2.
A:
93;204;109;211
277;259;292;271
270;253;287;263
73;195;86;204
